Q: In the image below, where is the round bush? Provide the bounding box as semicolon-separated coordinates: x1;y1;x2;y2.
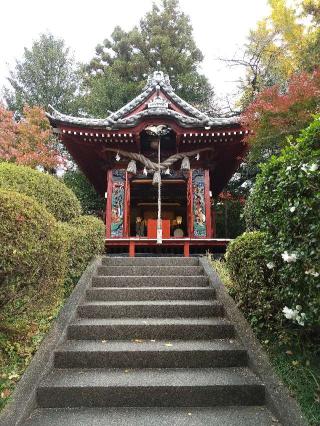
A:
0;189;68;327
225;231;279;333
0;163;82;222
244;117;320;328
61;215;105;296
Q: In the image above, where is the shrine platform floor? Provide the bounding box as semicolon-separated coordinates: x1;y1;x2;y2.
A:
105;238;231;257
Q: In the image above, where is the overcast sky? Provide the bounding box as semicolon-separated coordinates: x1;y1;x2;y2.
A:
0;0;270;103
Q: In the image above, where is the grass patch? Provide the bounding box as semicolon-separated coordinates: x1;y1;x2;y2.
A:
267;341;320;425
0;307;60;411
210;258;320;426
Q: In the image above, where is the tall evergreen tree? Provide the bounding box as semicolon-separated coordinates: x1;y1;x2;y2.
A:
82;0;214;116
3;33;79;114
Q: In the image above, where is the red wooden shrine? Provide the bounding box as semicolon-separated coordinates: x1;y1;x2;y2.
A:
47;71;248;256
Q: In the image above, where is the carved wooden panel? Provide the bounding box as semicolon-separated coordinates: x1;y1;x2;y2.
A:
192;169;207;237
110;169;125;237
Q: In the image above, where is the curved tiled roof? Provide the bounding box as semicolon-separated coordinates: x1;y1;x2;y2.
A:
47;71;239;129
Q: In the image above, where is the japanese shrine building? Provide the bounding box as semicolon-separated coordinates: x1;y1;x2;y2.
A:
47;71;248;256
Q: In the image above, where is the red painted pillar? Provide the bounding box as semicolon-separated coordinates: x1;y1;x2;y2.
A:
184;241;190;257
204;169;212;238
129;240;135;257
211;207;216;237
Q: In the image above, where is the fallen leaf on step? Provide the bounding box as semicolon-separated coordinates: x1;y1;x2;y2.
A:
1;389;11;399
101;340;107;343
188;412;192;416
150;339;156;342
164;343;173;347
124;369;130;373
271;417;279;423
8;373;19;380
133;339;144;343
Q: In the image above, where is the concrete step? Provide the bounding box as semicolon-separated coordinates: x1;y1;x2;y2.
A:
92;275;209;288
54;339;248;369
37;367;265;408
24;406;280;426
67;318;235;340
86;286;216;301
102;257;199;266
77;300;223;319
97;266;204;276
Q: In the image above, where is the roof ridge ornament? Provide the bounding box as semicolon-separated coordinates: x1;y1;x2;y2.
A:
146;70;172;89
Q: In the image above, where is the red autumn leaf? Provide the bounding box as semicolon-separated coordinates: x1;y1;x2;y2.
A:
0;103;67;171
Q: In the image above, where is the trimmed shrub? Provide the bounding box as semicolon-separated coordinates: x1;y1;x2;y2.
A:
244;117;320;328
61;215;105;296
0;189;68;329
225;231;279;334
0;163;81;222
62;170;105;215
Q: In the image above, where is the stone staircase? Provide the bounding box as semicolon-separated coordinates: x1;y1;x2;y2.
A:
25;257;280;425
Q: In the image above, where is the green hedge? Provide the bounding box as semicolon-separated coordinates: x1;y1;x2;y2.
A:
0;189;68;330
243;117;320;328
61;215;105;297
225;231;279;334
0;163;82;222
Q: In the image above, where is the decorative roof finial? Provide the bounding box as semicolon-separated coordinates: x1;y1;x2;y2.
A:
146;70;171;89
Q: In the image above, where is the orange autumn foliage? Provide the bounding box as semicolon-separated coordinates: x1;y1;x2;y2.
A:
241;69;320;158
0;104;65;170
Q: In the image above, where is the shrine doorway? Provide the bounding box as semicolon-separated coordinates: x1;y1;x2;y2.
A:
129;178;188;238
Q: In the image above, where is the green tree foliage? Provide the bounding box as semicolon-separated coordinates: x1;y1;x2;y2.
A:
62;170;105;215
0;163;82;222
244;117;320;328
82;0;214;116
299;0;320;72
214;199;245;238
3;33;78;114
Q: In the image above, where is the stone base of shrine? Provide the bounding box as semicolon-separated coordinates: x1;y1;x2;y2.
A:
105;238;231;257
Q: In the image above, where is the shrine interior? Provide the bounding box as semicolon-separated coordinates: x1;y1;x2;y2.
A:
130;179;187;238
